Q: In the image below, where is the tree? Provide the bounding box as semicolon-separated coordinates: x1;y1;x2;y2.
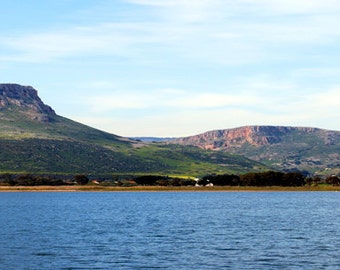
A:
282;172;306;186
1;173;15;186
15;174;36;186
200;174;240;186
73;174;89;185
326;176;340;186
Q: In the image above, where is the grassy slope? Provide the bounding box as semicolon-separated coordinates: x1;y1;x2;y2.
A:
227;129;340;174
0;109;128;145
0;139;267;176
132;144;267;176
0;109;267;176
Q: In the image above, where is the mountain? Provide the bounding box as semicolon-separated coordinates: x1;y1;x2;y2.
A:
0;84;265;176
170;126;340;175
0;83;55;122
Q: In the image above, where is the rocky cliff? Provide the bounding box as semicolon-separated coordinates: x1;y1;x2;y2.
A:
172;126;326;149
0;84;55;122
170;126;340;174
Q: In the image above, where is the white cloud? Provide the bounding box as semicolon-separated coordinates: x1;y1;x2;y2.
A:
2;0;340;136
237;0;340;15
84;88;262;112
127;0;220;22
305;87;340;109
88;94;150;111
0;23;150;62
2;0;340;67
294;67;340;78
74;79;340;136
82;75;339;115
165;93;258;109
72;105;322;137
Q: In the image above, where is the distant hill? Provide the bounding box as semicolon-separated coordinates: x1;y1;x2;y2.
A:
0;84;266;176
130;137;176;143
169;126;340;175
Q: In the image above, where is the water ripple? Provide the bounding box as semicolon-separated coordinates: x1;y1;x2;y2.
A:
1;191;339;269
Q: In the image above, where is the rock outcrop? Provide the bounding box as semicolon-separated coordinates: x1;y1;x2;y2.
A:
0;84;56;122
169;126;340;174
171;126;310;149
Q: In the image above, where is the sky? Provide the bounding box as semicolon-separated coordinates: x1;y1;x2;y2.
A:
1;0;340;137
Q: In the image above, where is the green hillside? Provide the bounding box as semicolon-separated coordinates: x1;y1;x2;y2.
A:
229;128;340;175
170;126;340;175
0;84;267;176
0;138;266;176
0;107;129;146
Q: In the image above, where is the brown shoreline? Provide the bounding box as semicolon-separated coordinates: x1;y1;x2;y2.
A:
0;185;339;192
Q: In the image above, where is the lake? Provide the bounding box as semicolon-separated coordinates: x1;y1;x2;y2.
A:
0;191;339;269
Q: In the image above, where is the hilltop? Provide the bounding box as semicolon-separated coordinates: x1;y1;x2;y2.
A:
0;84;265;176
3;83;338;177
0;83;129;143
0;83;55;122
169;126;340;175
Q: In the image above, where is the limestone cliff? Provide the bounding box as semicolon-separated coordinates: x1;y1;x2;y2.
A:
172;126;314;149
170;126;340;174
0;83;55;122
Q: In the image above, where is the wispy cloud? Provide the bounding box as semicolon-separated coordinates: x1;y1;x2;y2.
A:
74;76;340;136
2;0;340;136
82;74;338;112
1;23;141;62
2;0;340;65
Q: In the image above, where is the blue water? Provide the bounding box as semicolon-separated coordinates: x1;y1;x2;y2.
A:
0;192;339;269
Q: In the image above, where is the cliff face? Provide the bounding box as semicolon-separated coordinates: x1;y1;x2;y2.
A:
170;126;340;174
172;126;313;149
0;84;55;122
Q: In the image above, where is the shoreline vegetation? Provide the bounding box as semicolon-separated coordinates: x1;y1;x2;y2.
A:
1;171;339;192
1;185;340;192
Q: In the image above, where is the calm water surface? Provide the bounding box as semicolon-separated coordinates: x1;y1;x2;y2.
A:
0;192;339;269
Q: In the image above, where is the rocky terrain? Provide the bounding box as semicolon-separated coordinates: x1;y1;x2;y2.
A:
0;84;55;122
170;126;340;175
172;126;340;148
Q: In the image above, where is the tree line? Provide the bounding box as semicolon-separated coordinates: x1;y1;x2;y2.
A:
130;172;339;187
200;172;306;186
0;171;339;187
201;172;340;187
0;174;89;186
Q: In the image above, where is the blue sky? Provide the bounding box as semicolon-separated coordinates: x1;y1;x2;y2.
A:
1;0;340;137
